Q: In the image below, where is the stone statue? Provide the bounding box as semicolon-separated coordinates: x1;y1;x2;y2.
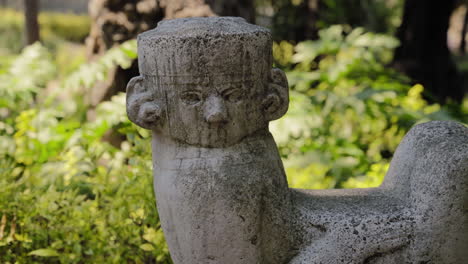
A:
126;17;468;264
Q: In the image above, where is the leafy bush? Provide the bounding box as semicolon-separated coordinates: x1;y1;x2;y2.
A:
264;0;404;42
39;11;91;43
0;25;466;262
0;9;24;54
0;8;90;54
0;41;171;263
271;25;460;189
319;0;404;34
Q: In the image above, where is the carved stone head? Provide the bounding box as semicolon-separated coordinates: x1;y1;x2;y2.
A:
126;17;289;147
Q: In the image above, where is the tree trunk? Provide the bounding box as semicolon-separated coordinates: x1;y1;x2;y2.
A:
393;0;464;103
24;0;40;45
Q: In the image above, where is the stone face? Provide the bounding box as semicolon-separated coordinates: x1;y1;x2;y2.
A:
127;17;468;264
131;17;287;148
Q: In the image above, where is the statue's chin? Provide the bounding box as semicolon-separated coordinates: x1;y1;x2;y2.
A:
165;127;270;149
173;136;247;149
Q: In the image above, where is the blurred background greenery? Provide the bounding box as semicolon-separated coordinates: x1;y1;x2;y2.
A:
0;0;467;263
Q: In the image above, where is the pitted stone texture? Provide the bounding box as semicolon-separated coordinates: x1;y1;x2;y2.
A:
127;17;293;264
291;121;468;263
383;121;468;263
151;132;294;264
128;17;288;148
127;17;468;264
137;17;271;80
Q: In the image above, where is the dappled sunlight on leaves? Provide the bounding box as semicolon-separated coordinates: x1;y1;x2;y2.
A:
0;41;170;263
271;25;461;190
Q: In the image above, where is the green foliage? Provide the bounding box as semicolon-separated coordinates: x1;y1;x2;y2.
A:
271;25;459;189
1;23;466;262
0;41;171;263
0;8;90;54
319;0;404;34
64;40;136;94
264;0;404;42
39;11;91;43
0;9;24;54
0;43;55;112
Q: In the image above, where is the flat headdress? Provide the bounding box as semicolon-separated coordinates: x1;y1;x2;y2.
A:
137;17;272;84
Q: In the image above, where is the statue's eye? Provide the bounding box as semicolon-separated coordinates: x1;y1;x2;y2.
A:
223;88;243;103
180;91;202;105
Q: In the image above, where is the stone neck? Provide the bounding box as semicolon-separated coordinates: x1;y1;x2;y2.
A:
151;129;284;169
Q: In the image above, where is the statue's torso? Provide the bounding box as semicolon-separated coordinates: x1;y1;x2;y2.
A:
152;132;293;264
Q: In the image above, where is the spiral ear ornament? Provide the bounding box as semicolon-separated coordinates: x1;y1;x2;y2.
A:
263;68;289;121
126;76;162;130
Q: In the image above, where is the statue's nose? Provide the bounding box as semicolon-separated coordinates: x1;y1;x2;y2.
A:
204;95;228;123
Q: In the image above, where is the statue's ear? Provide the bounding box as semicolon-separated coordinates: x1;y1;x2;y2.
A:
126;76;163;129
262;68;289;121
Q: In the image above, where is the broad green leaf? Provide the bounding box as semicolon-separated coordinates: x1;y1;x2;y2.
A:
140;243;155;251
28;248;59;257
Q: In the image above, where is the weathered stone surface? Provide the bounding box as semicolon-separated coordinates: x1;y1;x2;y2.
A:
291;121;468;263
127;17;468;264
128;17;294;264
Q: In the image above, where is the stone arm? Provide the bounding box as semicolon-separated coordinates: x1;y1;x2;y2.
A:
290;188;412;263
